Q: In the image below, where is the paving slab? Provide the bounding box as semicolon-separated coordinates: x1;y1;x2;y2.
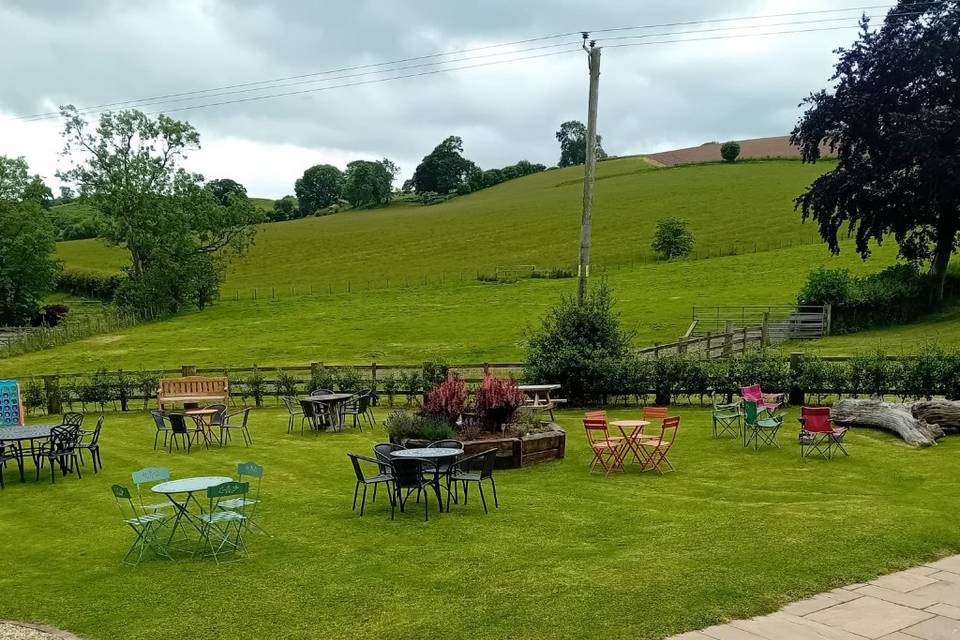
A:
871;570;940;593
854;584;941;609
928;557;960;574
899;615;960;640
926;603;960;621
806;596;934;638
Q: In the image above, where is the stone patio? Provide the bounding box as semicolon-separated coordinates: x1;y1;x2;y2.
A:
668;555;960;640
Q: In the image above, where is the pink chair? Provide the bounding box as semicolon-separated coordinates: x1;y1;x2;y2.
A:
740;385;784;413
799;406;849;459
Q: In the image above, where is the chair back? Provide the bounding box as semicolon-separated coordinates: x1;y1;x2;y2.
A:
237;461;263;499
741;385;763;402
428;439;463;450
389;457;427;490
373;443;403;474
48;425;80;454
658;416;680;446
167;413;190;434
584;419;613;446
206;403;227;426
348;453;374;483
150;410;168;431
111;484;140;520
227;407;251;428
801;406;832;433
61;412;84;427
472;448;498;479
642;407;669;420
299;399;317;419
310;389;333;397
742;400;760;425
88;415;104;446
207;481;248;513
584;410;607;424
281;396;300;415
132;466;170;486
356;393;371;413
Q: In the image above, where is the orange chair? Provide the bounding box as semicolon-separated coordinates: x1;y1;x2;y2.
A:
641;406;669;420
637;416;680;474
584;410;608;423
584;418;625;475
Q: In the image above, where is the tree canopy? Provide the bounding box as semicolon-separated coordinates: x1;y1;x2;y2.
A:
343;158;398;208
556;120;606;167
791;1;960;299
57;106;261;314
206;178;247;207
295;164;343;215
410;136;478;194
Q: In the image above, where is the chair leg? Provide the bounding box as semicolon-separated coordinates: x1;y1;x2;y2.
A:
352;481;360;511
490;478;499;508
478;482;488;514
360;484;368;516
153;431;160;450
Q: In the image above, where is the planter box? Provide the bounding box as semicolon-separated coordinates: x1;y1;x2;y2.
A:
401;425;565;469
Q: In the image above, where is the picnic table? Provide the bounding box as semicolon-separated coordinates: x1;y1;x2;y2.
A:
517;384;565;420
0;424;57;482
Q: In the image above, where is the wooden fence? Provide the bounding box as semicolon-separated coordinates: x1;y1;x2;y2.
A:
690;305;830;342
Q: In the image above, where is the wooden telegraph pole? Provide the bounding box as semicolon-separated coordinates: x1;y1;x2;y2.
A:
577;34;601;305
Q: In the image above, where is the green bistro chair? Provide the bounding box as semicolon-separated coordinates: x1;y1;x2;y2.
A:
131;467;175;513
711;392;742;438
197;481;249;564
218;462;268;535
111;484;173;566
742;400;782;450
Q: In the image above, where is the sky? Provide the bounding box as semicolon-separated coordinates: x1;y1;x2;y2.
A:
0;0;878;198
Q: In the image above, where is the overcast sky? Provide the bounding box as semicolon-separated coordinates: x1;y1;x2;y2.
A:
0;0;873;198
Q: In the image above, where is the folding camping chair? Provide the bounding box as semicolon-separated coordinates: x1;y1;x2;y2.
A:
799;406;849;459
741;385;785;413
583;418;625;475
636;416;679;474
711;392;742;438
742;400;782;450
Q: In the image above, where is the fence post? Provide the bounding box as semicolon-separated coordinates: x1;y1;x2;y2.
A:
483;362;490;376
761;312;770;347
181;365;196;377
678;338;687;355
310;362;321;384
371;362;378;387
723;321;733;356
789;352;805;406
742;327;749;353
43;375;62;415
824;304;832;336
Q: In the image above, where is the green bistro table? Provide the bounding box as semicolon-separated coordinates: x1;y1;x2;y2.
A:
152;476;232;544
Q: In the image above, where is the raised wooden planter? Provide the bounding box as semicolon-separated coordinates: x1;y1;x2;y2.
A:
402;425;565;469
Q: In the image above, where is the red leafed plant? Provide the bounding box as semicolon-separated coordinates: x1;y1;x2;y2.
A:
420;374;467;425
474;375;525;431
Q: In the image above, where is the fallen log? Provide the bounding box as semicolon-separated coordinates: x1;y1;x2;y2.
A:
912;400;960;435
832;398;945;447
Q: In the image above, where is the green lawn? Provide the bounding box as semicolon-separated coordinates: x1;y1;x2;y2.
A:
7;242;898;376
1;406;958;640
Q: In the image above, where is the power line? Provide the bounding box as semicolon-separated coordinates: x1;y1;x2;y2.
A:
11;2;912;122
601;24;871;50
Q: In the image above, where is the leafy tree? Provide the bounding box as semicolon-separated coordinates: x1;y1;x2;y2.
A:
295;164;343;215
206;178;247;206
0;155;30;201
0;199;60;325
556;120;606;167
410;136;478;194
482;169;503;188
271;195;299;221
651;218;694;260
720;141;741;163
791;2;960;300
57;106;260;315
342;158;397;208
57;185;76;204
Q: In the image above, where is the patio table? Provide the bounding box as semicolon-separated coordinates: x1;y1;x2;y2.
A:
518;384;563;420
0;424;57;482
184;407;221;443
391;447;463;512
610;420;655;466
305;394;354;431
152;475;233;545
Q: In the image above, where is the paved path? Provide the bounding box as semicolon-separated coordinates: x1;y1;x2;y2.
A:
668;555;960;640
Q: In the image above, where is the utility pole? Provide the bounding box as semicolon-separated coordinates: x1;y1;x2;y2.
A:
577;34;601;305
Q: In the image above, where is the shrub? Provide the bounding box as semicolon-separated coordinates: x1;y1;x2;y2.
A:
335;367;365;393
382;373;400;406
524;281;634;404
399;370;423;404
384;410;455;443
275;369;299;398
56;269;123;301
474;375;525;431
310;365;337;393
135;370;160;409
241;369;267;407
23;378;46;415
421;375;466;425
720;141;741;162
113;369;133;411
513;408;549;436
651;218;694;261
420;361;450;387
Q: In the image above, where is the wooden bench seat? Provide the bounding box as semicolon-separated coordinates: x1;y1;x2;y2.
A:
158;376;228;409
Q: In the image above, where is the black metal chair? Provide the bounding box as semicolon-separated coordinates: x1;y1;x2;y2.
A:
447;449;499;514
282;396;303;433
61;412;84;428
372;443;405;503
388;457;441;521
219;407;252;447
298;399;318;433
205;403;228;428
37;425;83;483
77;415;104;473
167;413;207;453
342;391;373;432
150;410;170;450
347;453;394;516
425;439;463;483
0;441;24;489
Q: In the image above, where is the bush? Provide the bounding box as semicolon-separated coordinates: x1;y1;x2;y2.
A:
309;365;337;393
135;370;160;409
31;303;69;327
399;370;424;404
382;373;400;406
384;410;455;443
335;367;365;393
275;369;299;398
524;281;634;404
651;218;694;261
474;375;525;430
56;269;123;301
421;361;450;387
421;375;466;425
720;141;741;162
240;369;267;407
23;378;46;415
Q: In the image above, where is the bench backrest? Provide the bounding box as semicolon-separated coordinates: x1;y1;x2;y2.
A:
158;376;228;402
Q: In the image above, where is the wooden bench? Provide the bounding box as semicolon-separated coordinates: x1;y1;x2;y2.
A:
158;376;228;409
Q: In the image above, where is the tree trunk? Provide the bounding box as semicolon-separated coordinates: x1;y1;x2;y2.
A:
911;400;960;435
929;225;957;302
832;398;945;447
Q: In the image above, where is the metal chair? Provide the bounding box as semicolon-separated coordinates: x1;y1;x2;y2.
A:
205;403;228;427
219;407;252;447
197;481;249;564
150;410;171;450
372;442;404;502
111;484;172;565
799;406;849;459
218;462;268;534
636;416;680;474
0;441;24;490
447;449;499;513
342;391;374;432
584;418;626;475
36;425;82;483
711;392;742;438
61;411;85;427
282;396;303;433
131;467;174;513
386;456;440;521
425;439;463;484
347;453;394;517
77;414;104;472
742;400;782;450
167;413;207;453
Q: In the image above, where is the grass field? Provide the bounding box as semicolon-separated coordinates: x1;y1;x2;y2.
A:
1;406;958;640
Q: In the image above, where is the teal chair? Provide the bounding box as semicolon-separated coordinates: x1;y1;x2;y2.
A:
742;400;782;450
711;392;742;438
131;467;174;513
111;484;172;566
218;462;268;535
197;481;249;564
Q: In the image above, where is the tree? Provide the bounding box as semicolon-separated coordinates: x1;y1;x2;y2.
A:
651;218;695;260
295;164;343;215
410;136;477;194
0;156;30;201
271;195;299;221
556;120;606;167
206;178;247;207
720;141;741;163
57;106;260;315
0;199;60;325
342;158;397;208
791;2;960;300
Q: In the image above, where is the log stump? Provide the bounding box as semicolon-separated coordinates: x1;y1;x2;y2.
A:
832;398;945;447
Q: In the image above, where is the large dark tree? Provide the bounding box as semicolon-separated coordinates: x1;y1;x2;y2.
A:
792;1;960;299
206;178;247;207
410;136;478;194
295;164;343;215
556;120;606;167
342;158;398;208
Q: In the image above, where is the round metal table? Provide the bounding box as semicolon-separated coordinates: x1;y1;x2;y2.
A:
152;476;233;542
0;424;57;483
610;420;655;466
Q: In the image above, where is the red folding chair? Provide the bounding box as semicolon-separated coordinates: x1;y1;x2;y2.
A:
799;406;849;459
641;406;669;420
584;418;625;475
741;385;784;414
636;416;680;474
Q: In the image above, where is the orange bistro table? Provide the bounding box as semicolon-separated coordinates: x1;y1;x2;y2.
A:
610;420;656;466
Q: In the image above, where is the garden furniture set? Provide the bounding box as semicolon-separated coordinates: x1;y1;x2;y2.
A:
150;406;253;452
583;407;679;475
287;389;375;434
112;461;266;565
349;440;499;520
0;412;105;487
